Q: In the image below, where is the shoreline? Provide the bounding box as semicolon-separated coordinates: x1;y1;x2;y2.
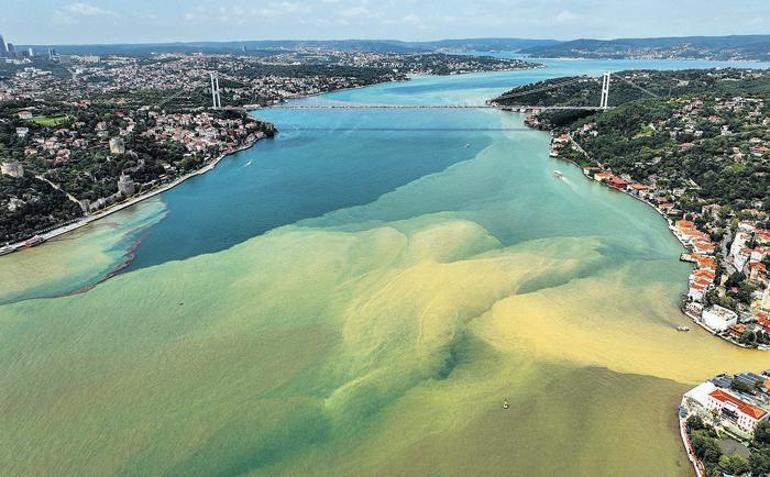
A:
246;64;545;110
678;411;708;477
540;129;764;350
1;137;263;258
3;64;545;260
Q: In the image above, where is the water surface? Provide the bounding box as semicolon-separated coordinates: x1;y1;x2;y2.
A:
2;59;769;476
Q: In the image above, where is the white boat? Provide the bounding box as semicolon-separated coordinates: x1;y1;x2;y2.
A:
677;325;690;332
553;170;564;179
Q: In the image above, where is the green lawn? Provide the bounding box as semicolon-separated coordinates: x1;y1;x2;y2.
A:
30;114;70;127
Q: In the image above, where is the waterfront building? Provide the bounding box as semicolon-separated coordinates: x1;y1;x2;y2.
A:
117;174;136;197
702;305;738;332
684;381;770;436
762;287;770;311
0;161;24;178
109;137;125;155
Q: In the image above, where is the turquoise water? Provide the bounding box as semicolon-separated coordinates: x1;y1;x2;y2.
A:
4;57;769;297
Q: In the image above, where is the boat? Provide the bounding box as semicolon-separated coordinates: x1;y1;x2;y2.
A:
677;325;690;332
463;143;470;148
23;235;46;248
503;399;510;410
553;170;564;179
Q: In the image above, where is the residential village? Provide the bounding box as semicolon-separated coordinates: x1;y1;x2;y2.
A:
542;92;770;349
0;101;275;248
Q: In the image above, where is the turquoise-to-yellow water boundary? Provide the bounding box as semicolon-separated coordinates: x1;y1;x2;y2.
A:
3;59;770;476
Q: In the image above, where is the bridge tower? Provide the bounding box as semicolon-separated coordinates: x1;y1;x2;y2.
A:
600;72;611;110
210;72;221;109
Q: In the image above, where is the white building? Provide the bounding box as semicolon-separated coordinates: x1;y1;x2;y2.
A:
762;287;770;311
730;231;751;272
0;161;24;178
702;305;738;332
708;388;769;434
684;381;770;436
109;137;125;155
117;174;135;197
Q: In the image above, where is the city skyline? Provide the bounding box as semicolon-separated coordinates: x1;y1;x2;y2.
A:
1;0;768;45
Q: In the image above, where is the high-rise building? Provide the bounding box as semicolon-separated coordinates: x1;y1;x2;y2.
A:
7;43;15;57
0;35;7;57
27;47;34;57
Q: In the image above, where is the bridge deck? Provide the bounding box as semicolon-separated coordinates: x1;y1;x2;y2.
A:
269;104;610;111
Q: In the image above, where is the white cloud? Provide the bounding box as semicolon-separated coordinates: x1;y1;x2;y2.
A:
401;13;421;25
555;10;581;23
339;6;372;18
63;3;115;17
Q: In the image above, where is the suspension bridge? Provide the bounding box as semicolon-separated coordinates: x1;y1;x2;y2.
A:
154;70;658;114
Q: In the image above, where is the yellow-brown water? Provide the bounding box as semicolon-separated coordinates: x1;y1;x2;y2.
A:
2;65;769;476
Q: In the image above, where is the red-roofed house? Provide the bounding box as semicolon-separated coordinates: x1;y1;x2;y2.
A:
757;313;770;333
693;240;716;255
608;177;629;190
627;183;651;198
594;171;613;182
694;254;717;271
749;261;768;283
707;389;770;434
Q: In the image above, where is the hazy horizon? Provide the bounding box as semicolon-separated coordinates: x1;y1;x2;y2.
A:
2;0;768;45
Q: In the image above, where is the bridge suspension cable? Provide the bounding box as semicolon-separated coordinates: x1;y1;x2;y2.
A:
493;76;589;102
614;75;660;99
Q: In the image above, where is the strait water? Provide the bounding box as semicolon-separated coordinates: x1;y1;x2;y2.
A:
2;58;770;476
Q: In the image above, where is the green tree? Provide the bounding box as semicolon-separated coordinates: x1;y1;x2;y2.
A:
687;414;705;431
719;454;749;476
755;421;770;446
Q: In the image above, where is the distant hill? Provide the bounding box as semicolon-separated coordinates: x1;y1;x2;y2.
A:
19;38;559;57
21;36;770;61
420;38;561;52
520;35;770;61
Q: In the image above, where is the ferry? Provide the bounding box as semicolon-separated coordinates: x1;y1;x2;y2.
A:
553;170;564;179
23;235;46;248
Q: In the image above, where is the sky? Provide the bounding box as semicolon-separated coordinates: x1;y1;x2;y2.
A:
1;0;769;45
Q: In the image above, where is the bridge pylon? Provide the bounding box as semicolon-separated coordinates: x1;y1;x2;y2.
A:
600;72;611;110
210;72;222;109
